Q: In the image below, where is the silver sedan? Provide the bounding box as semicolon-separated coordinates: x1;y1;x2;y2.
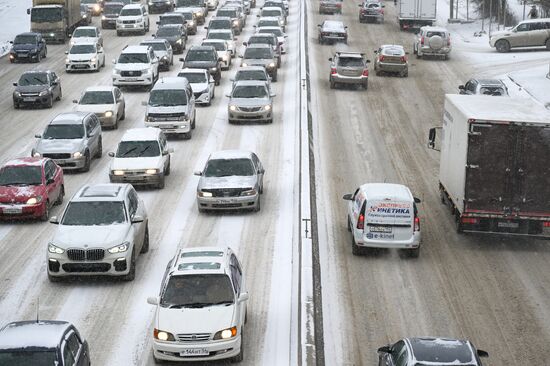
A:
226;80;275;124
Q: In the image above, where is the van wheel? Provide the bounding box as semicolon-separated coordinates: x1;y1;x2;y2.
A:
495;39;510;53
408;246;420;258
351;234;361;256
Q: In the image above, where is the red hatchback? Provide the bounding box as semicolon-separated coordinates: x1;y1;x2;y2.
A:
0;158;64;221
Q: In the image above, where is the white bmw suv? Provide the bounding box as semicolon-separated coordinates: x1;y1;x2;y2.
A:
147;246;248;363
112;45;159;89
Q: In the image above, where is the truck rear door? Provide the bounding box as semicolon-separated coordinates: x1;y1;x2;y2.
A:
465;122;550;216
418;0;436;19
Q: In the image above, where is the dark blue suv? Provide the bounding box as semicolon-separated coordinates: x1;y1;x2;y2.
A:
9;32;47;63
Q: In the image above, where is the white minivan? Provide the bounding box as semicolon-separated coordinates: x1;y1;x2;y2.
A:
343;183;421;257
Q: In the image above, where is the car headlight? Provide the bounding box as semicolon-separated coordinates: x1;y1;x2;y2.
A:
196;11;203;17
189;20;194;26
113;69;121;75
233;20;239;25
93;4;100;11
222;54;228;61
198;191;213;197
213;326;237;340
102;15;106;20
142;68;152;74
39;90;49;96
108;242;129;254
26;196;43;205
241;188;257;196
14;91;21;97
105;111;113;118
154;329;176;341
145;169;159;175
32;151;41;157
112;170;125;176
73;152;83;158
268;62;276;68
176;39;182;44
65;57;70;64
91;57;97;63
48;243;65;254
161;55;168;60
242;62;248;67
210;67;217;72
264;104;271;111
229;105;237;111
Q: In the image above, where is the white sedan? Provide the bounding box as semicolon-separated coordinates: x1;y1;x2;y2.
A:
73;86;125;129
65;42;105;73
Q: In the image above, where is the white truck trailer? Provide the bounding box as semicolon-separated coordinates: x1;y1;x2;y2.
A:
398;0;436;30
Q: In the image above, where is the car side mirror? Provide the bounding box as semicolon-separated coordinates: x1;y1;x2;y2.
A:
377;345;391;353
98;49;103;53
112;59;117;64
73;99;79;104
328;57;332;61
270;93;276;97
366;59;371;63
414;197;421;204
373;49;378;53
193;170;203;176
156;21;160;24
46;177;55;185
12;82;17;87
65;51;69;54
342;193;353;200
238;292;249;302
179;57;185;62
458;85;465;90
49;216;59;224
132;215;144;223
35;134;41;138
258;168;265;174
358;4;362;6
141;101;148;106
27;8;31;15
147;296;159;305
108;152;115;157
405;51;409;55
477;350;489;358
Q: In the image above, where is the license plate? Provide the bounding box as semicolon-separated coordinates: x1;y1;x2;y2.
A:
124;25;133;28
3;207;22;214
369;226;392;233
180;348;209;356
498;221;519;228
23;97;35;102
217;199;235;203
125;77;138;81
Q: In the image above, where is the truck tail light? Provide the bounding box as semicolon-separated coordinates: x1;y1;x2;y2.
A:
357;213;365;230
330;67;337;75
362;69;369;77
461;217;478;224
379;55;385;62
420;36;424;45
414;217;420;231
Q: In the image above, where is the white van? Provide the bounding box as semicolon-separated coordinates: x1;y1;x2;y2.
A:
343;183;421;257
143;77;196;139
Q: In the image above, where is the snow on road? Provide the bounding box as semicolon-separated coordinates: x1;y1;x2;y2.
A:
0;0;32;57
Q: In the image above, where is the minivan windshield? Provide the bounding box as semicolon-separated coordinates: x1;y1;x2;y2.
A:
204;158;255;177
62;201;126;225
149;89;188;106
161;274;234;308
0;350;57;366
0;166;42;186
43;125;85;140
116;140;161;158
80;91;114;105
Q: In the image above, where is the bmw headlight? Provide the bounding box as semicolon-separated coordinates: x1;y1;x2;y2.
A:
48;243;65;254
229;105;237;111
26;196;43;205
108;242;129;254
112;170;125;176
105;111;113;118
213;327;237;340
198;191;212;197
264;104;271;111
145;169;159;175
39;90;49;97
73;151;83;158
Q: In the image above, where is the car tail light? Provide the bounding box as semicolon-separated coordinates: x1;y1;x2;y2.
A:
336;2;341;7
543;221;550;227
400;56;407;62
420;36;424;45
330;67;337;75
447;36;451;46
357;213;365;230
414;217;420;231
379;55;385;62
362;69;369;77
461;217;478;224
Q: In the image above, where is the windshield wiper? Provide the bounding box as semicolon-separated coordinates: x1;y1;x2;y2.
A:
121;147;138;157
138;146;151;156
168;302;211;309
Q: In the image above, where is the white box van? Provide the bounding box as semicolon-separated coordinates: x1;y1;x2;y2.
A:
143;77;196;139
343;183;421;257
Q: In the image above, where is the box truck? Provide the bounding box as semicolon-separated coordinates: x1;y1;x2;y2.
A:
428;95;550;237
398;0;436;30
28;0;82;43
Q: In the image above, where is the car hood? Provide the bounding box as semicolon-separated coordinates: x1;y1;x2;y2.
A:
71;36;99;44
15;85;49;93
0;185;44;203
53;224;129;249
200;175;257;189
76;103;115;114
67;52;97;61
114;63;150;71
490;30;512;38
230;97;271;107
110;156;163;171
35;139;85;154
157;304;236;334
189;82;209;92
184;60;217;68
118;15;144;21
12;44;38;52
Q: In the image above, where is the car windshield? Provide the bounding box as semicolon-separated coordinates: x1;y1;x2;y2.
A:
18;73;48;86
61;201;126;225
80;91;114;105
217;9;236;17
209;20;230;29
160;17;183;25
0;350;57;366
244;47;272;59
250;36;275;45
118;53;148;63
259;20;279;27
0;166;42;186
236;70;268;81
176;0;202;6
14;35;37;45
208;32;231;40
157;27;180;37
204;158;255;177
161;274;235;308
30;7;63;23
70;44;96;54
116;140;161;158
261;28;282;36
186;50;214;61
73;28;97;37
262;10;281;16
338;57;364;67
43;124;84;139
479;87;507;96
120;8;142;16
179;72;207;83
204;42;226;51
149;89;188;106
104;5;123;14
232;85;268;98
180;13;193;20
141;42;167;51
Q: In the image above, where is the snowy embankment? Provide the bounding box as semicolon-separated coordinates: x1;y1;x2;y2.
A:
0;0;32;57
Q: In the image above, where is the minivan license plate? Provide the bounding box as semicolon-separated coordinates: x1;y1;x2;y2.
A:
369;226;392;233
180;348;209;356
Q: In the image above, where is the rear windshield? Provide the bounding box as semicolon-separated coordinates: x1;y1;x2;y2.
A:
207;32;232;40
73;28;97;37
209;19;231;29
338;57;364;67
157;27;181;37
186;49;215;61
236;70;268;81
260;28;282;36
161;274;234;308
62;201;126;225
0;350;57;365
217;9;237;17
249;36;275;45
426;31;445;37
258;20;279;27
244;47;272;59
176;0;203;6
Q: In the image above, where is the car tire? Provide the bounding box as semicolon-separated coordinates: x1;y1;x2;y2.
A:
56;88;62;101
36;52;42;63
330;80;336;89
157;175;165;189
191;115;196;129
14;102;19;109
44;47;47;58
55;185;65;205
351;234;361;256
413;44;417;55
495;39;510;53
198;207;207;214
546;39;550;50
120;108;125;121
117;31;122;36
40;201;50;221
363;81;368;90
416;51;422;59
123;249;136;281
46;97;53;108
254;196;261;212
408;246;420;258
140;225;149;254
183;132;192;140
96;139;102;158
81;152;91;172
272;72;277;82
231;330;244;362
347;216;351;232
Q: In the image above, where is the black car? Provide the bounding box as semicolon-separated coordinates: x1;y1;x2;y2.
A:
180;45;221;85
154;24;187;54
9;32;47;63
13;70;62;109
80;4;93;25
101;2;124;29
378;337;489;366
148;0;175;14
0;320;90;366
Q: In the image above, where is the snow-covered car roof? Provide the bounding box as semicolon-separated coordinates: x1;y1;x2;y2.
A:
179;67;209;74
359;183;414;202
420;25;449;33
82;86;117;92
0;321;72;349
73;183;129;202
3;157;45;167
120;127;164;142
50;112;89;125
121;45;150;54
209;149;255;160
336;52;364;58
171;246;233;275
122;4;142;9
320;20;346;31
